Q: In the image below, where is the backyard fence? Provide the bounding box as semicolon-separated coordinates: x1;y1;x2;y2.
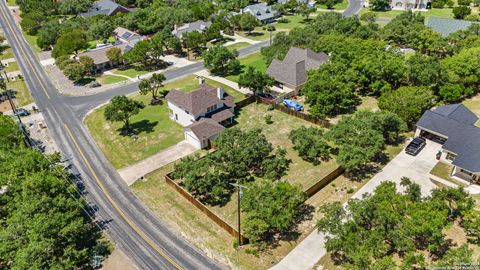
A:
234;94;256;109
303;166;345;198
165;174;249;244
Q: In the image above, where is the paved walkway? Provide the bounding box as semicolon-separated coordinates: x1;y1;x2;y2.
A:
222;33;260;45
194;69;252;95
271;140;442;270
118;140;197;186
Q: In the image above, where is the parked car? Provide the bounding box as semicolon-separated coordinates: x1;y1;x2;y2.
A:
11;108;30;117
282;99;303;111
405;137;426;156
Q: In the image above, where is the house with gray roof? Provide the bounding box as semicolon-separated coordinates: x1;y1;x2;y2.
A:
166;78;235;149
80;0;130;18
77;27;143;72
172;20;212;39
241;3;279;24
267;47;329;91
390;0;428;10
415;104;480;183
425;17;479;37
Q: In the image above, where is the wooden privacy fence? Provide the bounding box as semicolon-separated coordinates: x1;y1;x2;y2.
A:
165;174;249;244
303;166;345;198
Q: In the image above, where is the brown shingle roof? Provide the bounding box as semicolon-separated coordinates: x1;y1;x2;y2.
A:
186;118;225;139
210;108;234;123
166;84;235;116
78;44;126;65
267;47;329;88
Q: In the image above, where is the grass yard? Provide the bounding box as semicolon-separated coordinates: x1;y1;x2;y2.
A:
8;78;33;106
97;75;128;85
226;42;250;52
85;75;245;169
225;52;267;83
430;162;467;187
360;8;453;21
23;31;41;54
112;68;149;78
275;15;313;31
4;61;19;73
0;48;14;60
463;93;480;116
6;0;16;6
234;102;339;190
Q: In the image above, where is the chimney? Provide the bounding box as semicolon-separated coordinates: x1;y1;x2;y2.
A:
198;76;205;85
217;87;224;100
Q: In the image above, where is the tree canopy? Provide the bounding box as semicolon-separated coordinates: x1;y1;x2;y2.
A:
202;45;241;76
104;95;145;133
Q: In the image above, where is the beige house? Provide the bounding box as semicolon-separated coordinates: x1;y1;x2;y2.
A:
266;47;329;92
416;104;480;183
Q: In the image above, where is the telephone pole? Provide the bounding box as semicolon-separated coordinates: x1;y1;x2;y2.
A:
230;182;248;246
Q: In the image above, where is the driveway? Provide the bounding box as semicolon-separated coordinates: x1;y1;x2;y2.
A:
271;140;442;270
352;139;442;199
118;140;197;186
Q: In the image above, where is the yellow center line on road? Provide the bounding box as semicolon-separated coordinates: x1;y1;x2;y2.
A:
0;4;51;99
0;4;183;268
64;124;184;270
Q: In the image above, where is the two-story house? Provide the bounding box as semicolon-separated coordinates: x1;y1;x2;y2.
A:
165;79;235;149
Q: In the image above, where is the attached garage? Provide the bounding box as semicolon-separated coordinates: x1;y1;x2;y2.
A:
418;128;447;144
184;118;225;149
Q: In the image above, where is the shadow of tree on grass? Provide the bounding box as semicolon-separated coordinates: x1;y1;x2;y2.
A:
118;120;158;137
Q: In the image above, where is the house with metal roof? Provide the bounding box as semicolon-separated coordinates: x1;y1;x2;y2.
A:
172;20;212;39
241;3;279;24
267;47;329;92
425;17;479;37
165;78;235;149
415;104;480;183
80;0;130;18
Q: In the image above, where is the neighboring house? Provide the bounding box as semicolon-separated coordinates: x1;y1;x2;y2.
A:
80;0;130;18
277;0;309;4
77;27;143;72
166;80;235;149
415;104;480;183
172;20;212;39
267;47;329;92
390;0;428;10
241;3;279;24
425;17;479;37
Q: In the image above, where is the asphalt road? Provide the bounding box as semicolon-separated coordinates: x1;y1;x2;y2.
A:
343;0;364;16
68;41;269;118
0;2;225;270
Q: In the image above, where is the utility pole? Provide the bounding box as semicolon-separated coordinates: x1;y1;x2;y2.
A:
230;182;248;246
6;88;33;147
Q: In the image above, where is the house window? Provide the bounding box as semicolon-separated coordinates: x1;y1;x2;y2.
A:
460;169;473;176
446;152;456;161
207;104;217;113
174;113;178;120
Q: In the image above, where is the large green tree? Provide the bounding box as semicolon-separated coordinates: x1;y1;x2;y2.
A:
289;126;331;164
0;115;109;269
104;95;145;133
238;66;274;94
378;86;436;126
138;73;167;103
52;30;88;58
241;180;306;244
202;45;240;76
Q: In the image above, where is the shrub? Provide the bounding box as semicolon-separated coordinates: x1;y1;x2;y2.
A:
57;59;76;70
264;114;273;124
465;14;480;21
453;6;472;19
458;0;472;5
432;0;446;8
347;188;354;194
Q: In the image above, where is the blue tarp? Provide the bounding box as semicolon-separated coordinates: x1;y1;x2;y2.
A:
282;99;303;111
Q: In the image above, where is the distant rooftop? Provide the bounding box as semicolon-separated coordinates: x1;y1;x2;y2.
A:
242;3;278;22
172;20;212;39
80;0;129;18
425;17;479;37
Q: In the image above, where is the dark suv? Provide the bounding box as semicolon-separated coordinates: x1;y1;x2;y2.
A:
405;137;426;156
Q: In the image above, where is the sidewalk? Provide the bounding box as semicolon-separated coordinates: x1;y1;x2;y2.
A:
222;33;260;45
118;140;197;186
194;69;252;95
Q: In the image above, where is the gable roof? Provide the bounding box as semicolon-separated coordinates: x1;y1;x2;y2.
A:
267;47;329;87
172;20;212;38
416;104;480;172
425;17;479;37
166;84;235;116
242;3;278;22
80;0;129;17
114;27;141;42
186;118;225;140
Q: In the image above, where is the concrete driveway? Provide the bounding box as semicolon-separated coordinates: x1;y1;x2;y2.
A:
352;139;442;199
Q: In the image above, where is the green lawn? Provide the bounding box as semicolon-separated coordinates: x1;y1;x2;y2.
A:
360;8;453;20
4;61;18;73
275;15;312;31
112;68;149;78
86;74;245;169
235;102;339;190
6;0;15;6
97;75;128;85
7;78;33;106
430;162;467;187
226;42;250;52
317;0;349;10
463;94;480;115
0;48;14;60
226;52;267;83
23;31;41;54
